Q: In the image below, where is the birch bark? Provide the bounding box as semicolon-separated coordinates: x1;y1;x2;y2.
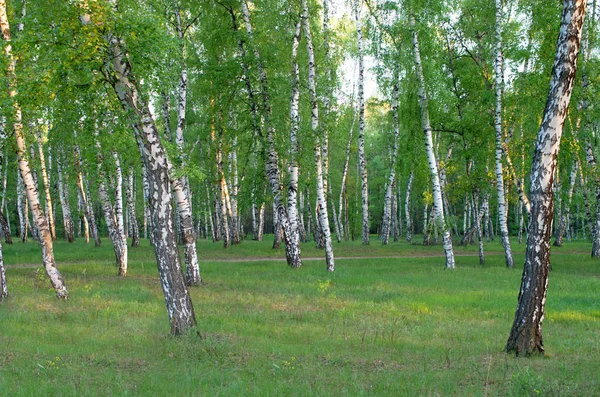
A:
0;0;68;298
494;0;514;268
355;0;369;245
241;0;302;267
303;0;334;271
98;6;197;332
381;77;400;245
405;171;414;243
411;16;455;268
36;128;56;241
127;167;140;247
57;152;74;243
506;0;586;356
554;162;577;246
287;19;302;261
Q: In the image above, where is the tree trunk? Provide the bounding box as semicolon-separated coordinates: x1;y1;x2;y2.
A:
241;0;302;267
338;111;356;243
405;171;414;243
303;0;334;271
286;19;302;260
1;1;68;298
57;152;75;243
554;162;577;246
127;167;140;247
506;0;585;356
81;174;100;246
494;0;514;268
382;77;400;245
355;0;369;245
101;14;197;332
36;128;56;241
96;142;127;276
411;15;455;268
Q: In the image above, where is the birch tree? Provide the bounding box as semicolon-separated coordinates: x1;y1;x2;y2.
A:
84;1;197;333
494;0;514;268
381;76;401;245
0;0;68;299
506;0;586;356
303;0;334;271
355;0;369;245
240;0;302;268
410;15;455;269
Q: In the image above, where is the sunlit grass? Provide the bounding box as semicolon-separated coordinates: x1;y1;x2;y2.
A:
0;236;598;395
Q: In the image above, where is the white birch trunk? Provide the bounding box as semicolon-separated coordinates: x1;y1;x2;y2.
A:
230;137;240;244
100;11;197;332
287;19;302;259
338;111;356;243
411;16;455;268
57;152;75;243
303;0;334;271
1;1;68;298
554;161;577;247
127;167;140;247
0;238;5;301
494;0;514;268
405;171;414;243
36;128;56;241
381;77;401;245
173;6;201;281
17;171;27;242
507;0;586;355
112;153;127;269
241;0;302;267
95;141;127;275
355;0;369;245
82;173;100;246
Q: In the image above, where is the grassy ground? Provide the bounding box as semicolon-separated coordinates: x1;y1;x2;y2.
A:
1;236;599;396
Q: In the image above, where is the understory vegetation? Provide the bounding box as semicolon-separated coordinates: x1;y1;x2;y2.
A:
1;238;598;396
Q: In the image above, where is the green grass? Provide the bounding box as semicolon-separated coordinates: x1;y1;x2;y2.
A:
1;236;599;396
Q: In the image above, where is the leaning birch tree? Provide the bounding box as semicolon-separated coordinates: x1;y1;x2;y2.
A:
82;1;197;333
0;0;68;299
506;0;586;356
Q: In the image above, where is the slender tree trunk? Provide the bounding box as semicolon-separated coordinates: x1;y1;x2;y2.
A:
506;0;585;356
95;141;128;275
303;0;334;271
258;201;265;241
494;0;514;268
554;162;577;246
57;152;75;243
355;0;369;245
338;111;356;243
17;172;27;242
101;13;197;332
405;171;414;243
382;77;401;245
286;19;302;260
127;167;140;247
411;16;455;268
36;128;56;241
241;0;302;267
230;138;240;244
1;2;67;298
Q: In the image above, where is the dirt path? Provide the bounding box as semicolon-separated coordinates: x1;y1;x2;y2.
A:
6;249;584;268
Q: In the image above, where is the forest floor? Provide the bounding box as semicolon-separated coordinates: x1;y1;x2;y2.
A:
1;236;599;396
